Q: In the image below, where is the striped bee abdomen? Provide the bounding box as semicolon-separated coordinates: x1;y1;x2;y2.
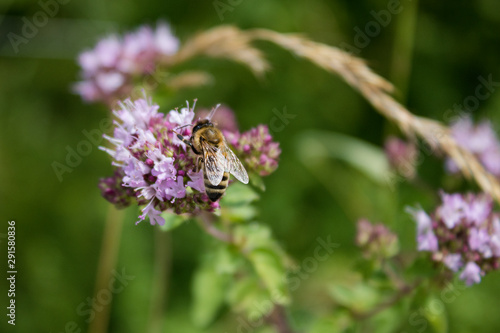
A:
204;172;229;202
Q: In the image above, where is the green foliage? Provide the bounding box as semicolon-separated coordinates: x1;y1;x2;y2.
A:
160;213;188;231
329;282;381;314
191;245;234;327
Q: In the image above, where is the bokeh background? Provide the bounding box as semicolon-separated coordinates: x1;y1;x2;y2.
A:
2;0;500;332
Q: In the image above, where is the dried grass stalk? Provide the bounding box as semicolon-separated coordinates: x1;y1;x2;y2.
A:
169;26;269;77
248;29;500;202
165;71;214;90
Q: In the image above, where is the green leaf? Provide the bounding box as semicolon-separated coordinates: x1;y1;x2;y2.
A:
248;248;290;305
423;296;448;333
159;213;187;232
370;307;402;333
296;130;392;186
222;182;260;207
191;252;231;328
234;223;273;250
250;173;266;191
329;282;380;313
309;311;352;333
227;276;271;316
223;205;258;222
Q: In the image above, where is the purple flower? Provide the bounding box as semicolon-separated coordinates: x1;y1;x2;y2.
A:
168;105;195;127
408;191;500;286
469;227;492;258
446;117;500;177
137;201;165;226
406;207;432;233
417;230;439;252
226;125;281;176
459;262;482;286
165;177;186;200
443;254;463;272
148;149;176;181
407;207;438;252
465;195;492;226
187;170;205;193
73;22;179;105
437;192;467;229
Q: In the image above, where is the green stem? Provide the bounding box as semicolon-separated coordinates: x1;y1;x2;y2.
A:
147;229;172;333
197;211;233;243
88;205;124;333
390;0;419;102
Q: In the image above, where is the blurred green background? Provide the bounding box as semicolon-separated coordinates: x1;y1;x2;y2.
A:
2;0;500;332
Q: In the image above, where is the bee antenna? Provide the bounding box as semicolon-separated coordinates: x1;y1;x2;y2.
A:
207;104;221;121
174;123;193;131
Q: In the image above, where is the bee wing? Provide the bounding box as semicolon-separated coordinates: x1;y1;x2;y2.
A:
223;143;249;184
201;140;225;185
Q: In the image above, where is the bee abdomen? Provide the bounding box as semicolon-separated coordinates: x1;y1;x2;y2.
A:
204;172;229;202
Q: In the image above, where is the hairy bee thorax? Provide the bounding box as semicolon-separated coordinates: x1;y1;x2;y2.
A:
191;121;223;154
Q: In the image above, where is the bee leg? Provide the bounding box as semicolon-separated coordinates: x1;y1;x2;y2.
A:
195;156;203;173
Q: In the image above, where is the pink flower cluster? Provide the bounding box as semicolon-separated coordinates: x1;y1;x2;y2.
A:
99;95;281;225
446;117;500;177
384;136;418;179
225;125;281;176
356;219;399;260
407;192;500;285
74;22;179;105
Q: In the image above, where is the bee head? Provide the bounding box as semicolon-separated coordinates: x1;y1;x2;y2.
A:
192;118;213;133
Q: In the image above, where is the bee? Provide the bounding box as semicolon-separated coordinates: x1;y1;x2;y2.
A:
174;103;249;201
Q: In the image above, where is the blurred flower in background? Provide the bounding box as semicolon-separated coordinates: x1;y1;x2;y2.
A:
407;192;500;285
446;117;500;177
73;21;179;105
384;136;419;179
224;125;281;177
356;219;399;261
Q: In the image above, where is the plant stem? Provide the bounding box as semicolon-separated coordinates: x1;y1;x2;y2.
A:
197;211;233;243
267;305;297;333
147;229;172;333
88;205;124;333
390;0;419;102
